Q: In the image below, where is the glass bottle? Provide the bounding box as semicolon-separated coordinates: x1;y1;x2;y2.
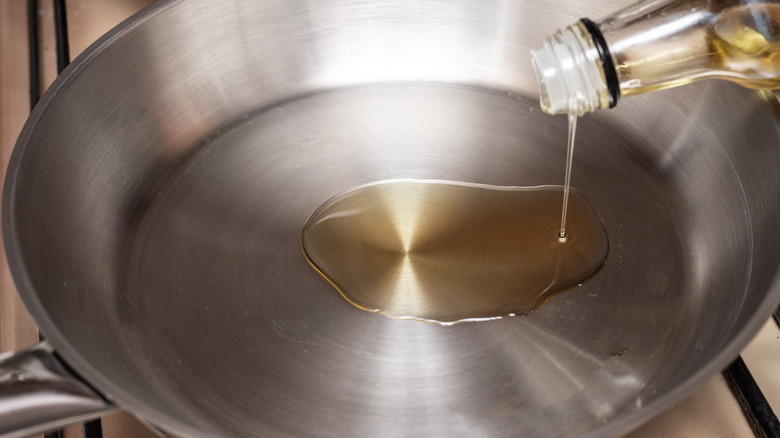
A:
530;0;780;115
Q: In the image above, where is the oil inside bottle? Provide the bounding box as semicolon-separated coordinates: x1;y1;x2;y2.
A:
302;180;608;325
616;3;780;97
711;4;780;89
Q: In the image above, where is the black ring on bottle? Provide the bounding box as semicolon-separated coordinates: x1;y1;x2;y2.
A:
580;18;620;108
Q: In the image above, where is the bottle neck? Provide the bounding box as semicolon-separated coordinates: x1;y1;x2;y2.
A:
579;19;620;108
533;1;780;116
531;20;618;116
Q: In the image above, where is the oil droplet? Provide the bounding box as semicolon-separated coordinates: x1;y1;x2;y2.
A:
302;179;608;325
611;347;629;357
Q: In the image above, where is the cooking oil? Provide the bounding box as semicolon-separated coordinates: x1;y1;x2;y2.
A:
617;3;780;97
301;180;608;325
559;114;578;238
711;4;780;89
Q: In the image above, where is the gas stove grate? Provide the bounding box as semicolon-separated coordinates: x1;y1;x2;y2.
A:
725;354;780;438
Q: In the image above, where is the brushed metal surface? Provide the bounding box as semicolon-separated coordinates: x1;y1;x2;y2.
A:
3;0;780;437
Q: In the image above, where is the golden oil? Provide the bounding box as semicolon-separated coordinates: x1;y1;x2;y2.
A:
302;180;608;325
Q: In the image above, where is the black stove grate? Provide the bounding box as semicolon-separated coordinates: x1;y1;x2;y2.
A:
725;354;780;438
723;309;780;438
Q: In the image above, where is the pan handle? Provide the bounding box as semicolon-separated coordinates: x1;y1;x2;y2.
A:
0;342;116;438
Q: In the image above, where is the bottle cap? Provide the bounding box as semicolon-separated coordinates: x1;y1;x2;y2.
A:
530;47;570;114
530;23;611;116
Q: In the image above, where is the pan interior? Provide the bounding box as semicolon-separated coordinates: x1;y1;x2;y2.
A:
111;84;692;436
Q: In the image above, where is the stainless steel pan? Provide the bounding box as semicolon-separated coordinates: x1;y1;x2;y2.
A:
3;0;780;437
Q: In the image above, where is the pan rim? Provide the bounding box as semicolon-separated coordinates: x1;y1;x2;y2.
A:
4;0;780;436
